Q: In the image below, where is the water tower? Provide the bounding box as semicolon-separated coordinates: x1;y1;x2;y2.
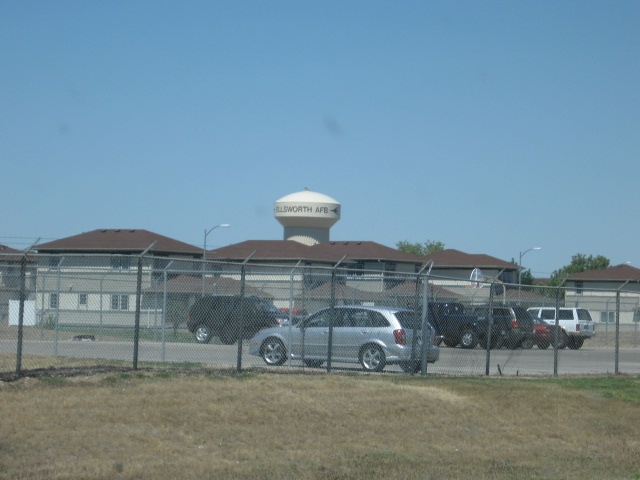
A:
274;188;340;245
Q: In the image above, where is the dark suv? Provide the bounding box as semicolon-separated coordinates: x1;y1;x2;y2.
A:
470;305;535;349
186;295;287;344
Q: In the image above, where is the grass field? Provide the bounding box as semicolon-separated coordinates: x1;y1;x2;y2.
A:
1;363;640;480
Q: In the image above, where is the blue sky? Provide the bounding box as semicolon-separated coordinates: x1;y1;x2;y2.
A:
2;1;638;277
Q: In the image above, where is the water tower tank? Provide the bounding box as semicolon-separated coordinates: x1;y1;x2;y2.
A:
274;188;340;245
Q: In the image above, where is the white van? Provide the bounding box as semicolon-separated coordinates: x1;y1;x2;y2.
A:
526;307;596;350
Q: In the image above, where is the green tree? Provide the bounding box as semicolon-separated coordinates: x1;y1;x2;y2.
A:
396;240;445;256
547;253;610;287
510;258;535;285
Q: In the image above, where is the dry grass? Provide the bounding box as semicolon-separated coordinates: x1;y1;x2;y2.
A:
1;367;640;480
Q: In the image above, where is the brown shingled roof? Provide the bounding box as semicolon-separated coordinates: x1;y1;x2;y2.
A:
209;240;424;264
0;244;26;261
311;241;422;262
0;245;22;254
35;229;201;256
567;264;640;282
423;249;515;269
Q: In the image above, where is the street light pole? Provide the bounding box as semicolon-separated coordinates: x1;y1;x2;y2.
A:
519;247;541;284
518;247;541;301
202;223;230;295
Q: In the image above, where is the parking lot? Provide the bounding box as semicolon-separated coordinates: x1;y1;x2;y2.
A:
2;337;639;377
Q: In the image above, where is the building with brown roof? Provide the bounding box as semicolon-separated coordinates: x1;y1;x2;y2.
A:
564;264;640;324
208;241;520;307
25;230;201;328
209;241;517;279
17;188;524;326
1;245;24;319
35;229;201;257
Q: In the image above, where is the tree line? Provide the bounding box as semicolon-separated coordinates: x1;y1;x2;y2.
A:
396;240;610;285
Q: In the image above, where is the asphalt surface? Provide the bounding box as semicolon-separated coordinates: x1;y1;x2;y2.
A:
2;338;639;377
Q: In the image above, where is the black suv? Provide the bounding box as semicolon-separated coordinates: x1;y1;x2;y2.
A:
470;305;535;349
186;295;287;344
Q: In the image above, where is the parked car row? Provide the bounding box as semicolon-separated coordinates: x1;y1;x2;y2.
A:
184;296;596;373
527;307;596;349
435;305;596;351
468;305;535;349
185;296;439;373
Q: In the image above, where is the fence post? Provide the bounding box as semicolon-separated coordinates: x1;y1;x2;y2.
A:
236;251;256;373
417;261;433;376
15;254;28;377
552;287;561;376
54;259;63;356
485;282;494;376
409;270;421;375
326;256;346;373
161;260;174;362
615;289;621;374
635;303;639;349
287;261;301;368
133;242;156;370
15;240;39;378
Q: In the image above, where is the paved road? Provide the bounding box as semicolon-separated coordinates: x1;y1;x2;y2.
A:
2;339;639;376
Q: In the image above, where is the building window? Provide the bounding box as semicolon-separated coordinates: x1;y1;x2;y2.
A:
575;281;583;295
79;293;88;306
302;264;331;290
500;271;516;284
152;257;172;283
111;256;131;270
383;262;402;289
49;293;59;309
111;294;129;310
48;256;62;268
600;311;615;323
348;262;365;276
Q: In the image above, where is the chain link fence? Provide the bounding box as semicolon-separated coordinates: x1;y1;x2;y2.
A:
1;253;639;378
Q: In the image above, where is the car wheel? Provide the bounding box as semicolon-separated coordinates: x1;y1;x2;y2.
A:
521;338;534;349
537;341;550;350
261;337;287;366
303;360;323;368
568;337;584;350
554;332;568;349
194;325;212;344
359;344;386;372
459;328;478;349
399;360;420;374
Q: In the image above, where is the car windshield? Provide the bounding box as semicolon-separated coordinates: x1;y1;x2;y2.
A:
395;311;423;330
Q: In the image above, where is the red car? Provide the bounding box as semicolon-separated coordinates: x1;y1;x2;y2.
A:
526;317;552;349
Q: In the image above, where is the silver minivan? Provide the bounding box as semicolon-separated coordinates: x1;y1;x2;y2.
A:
249;305;439;372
